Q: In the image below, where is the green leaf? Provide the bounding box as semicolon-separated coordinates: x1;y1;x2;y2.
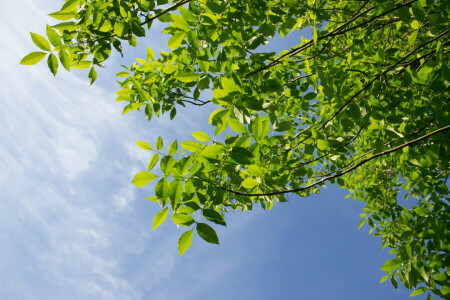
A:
30;33;51;51
179;6;196;23
380;275;389;283
71;60;92;69
88;66;97;85
174;72;200;83
131;20;146;37
397;6;411;23
160;155;176;176
203;209;226;226
201;144;223;159
148;153;160;171
169;179;183;207
381;259;402;272
180;141;202;152
196;223;219;244
206;1;226;13
48;11;76;20
152;207;169;230
155;178;170;206
114;22;129;37
172;14;190;31
410;288;427;297
136;141;152;150
171;213;195;226
317;139;329;151
20;52;47;65
442;286;450;296
178;229;194;256
162;65;177;74
391;276;398;289
192;131;210;142
358;219;365;229
156;136;163;151
242;178;258;189
229;119;247;133
132;171;158;187
146;47;155;61
46;25;61;47
60;0;79;13
274;121;291;132
58;51;70;71
47;53;58;76
168;140;178;155
168;32;184;49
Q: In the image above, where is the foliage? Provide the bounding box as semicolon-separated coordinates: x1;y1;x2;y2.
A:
22;0;450;298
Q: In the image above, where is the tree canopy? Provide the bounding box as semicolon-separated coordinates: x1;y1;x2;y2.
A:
21;0;450;298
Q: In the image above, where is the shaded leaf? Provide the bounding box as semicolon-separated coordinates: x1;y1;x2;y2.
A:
196;223;219;244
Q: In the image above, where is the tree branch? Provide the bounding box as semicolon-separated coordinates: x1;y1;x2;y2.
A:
198;125;450;197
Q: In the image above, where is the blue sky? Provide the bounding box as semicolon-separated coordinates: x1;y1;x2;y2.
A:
0;1;416;299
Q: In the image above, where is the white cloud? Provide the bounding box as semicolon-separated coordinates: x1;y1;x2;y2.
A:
55;128;97;180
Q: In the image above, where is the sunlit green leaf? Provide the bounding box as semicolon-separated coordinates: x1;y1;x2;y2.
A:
192;131;210;142
178;229;194;256
30;32;51;51
152;207;169;230
20;52;47;65
132;171;158;187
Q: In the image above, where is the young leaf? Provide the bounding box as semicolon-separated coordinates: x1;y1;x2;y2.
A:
71;60;92;69
201;144;223;159
146;47;155;61
88;66;97;85
132;171;158;187
58;50;70;71
180;141;202;152
148;153;160;171
172;14;189;31
229;119;247;133
169;179;183;207
48;11;76;20
410;288;427;297
152;207;169;230
192;131;210;142
155;178;170;206
30;32;51;51
381;260;402;272
114;22;129;37
174;72;200;83
242;178;258;189
20;52;47;65
171;213;195;226
46;25;61;47
60;0;80;13
358;219;365;229
317;139;329;151
156;136;163;151
47;53;58;76
196;223;219;244
168;32;184;49
178;229;194;256
136;141;152;150
168;140;178;155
